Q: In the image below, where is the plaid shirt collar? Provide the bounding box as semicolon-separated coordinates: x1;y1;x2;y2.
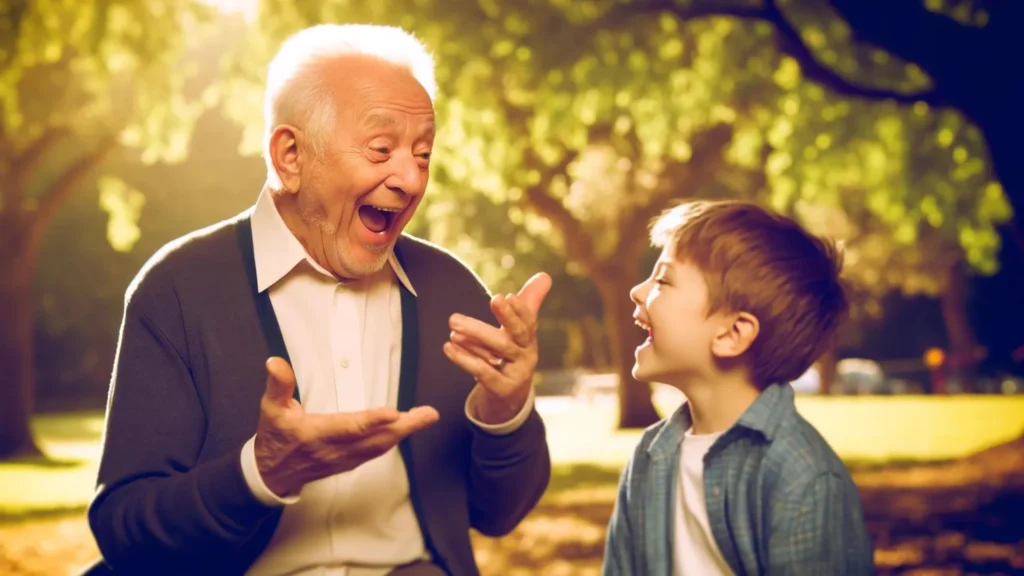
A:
646;383;795;460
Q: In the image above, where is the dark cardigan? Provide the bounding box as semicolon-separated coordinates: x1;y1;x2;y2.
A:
87;211;550;575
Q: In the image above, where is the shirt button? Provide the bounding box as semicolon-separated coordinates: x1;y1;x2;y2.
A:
340;358;350;368
712;486;720;497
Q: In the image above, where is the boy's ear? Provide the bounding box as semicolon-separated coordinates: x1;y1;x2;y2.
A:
711;312;759;359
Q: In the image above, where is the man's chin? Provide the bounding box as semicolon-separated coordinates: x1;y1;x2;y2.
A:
346;253;390;277
334;241;391;279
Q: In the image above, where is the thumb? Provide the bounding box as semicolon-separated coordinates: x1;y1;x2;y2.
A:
517;272;553;315
264;357;297;406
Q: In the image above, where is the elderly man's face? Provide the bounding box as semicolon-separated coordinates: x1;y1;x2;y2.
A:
296;55;435;279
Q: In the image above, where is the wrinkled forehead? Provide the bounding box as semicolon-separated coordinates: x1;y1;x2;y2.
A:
317;54;434;111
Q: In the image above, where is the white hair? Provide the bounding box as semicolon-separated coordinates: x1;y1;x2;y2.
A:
262;24;437;190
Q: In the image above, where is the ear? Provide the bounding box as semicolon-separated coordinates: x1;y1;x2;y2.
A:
711;312;759;359
268;125;303;193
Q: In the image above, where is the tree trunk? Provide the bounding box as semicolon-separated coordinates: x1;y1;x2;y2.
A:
580;315;610;369
940;259;979;382
594;266;660;430
817;342;839;395
0;240;42;459
0;133;113;460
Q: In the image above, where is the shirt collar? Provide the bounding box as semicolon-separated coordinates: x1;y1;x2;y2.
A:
646;383;795;458
732;382;793;441
250;187;417;296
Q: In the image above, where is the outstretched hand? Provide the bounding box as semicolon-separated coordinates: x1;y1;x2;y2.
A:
254;357;439;498
444;272;552;424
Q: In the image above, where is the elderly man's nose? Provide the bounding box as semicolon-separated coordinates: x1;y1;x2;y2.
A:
387;158;426;196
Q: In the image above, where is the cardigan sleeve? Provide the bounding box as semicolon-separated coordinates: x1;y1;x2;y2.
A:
87;273;277;573
457;271;552;537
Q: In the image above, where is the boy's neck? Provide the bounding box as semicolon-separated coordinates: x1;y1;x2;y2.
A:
673;370;761;435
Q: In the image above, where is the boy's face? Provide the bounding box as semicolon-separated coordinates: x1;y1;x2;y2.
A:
629;246;724;385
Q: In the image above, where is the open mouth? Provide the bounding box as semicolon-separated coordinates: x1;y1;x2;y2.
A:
357;204;404;235
634;317;653;341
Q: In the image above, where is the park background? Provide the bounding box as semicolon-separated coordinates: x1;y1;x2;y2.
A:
1;0;1023;574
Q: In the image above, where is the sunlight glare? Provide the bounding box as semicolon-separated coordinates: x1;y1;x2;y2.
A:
198;0;259;21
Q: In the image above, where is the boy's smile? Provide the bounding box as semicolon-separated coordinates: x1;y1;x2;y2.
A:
629;248;722;387
634;316;653;344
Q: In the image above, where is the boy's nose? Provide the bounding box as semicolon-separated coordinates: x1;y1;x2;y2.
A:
629;281;646;306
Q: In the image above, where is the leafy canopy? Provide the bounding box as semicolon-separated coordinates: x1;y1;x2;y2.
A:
218;0;1009;306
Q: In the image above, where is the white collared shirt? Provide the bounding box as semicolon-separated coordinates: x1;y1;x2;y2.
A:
239;188;534;576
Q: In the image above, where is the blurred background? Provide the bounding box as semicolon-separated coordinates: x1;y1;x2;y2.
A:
1;0;1022;574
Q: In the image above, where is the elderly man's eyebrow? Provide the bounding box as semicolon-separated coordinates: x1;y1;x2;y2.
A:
364;113;397;129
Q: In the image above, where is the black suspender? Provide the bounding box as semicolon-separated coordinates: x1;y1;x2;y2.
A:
235;215;302;403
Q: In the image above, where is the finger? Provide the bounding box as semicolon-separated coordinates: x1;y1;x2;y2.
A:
506;295;538;333
489;294;532;348
264;357;297;406
449;314;518;359
347;406;403;435
352;407;440;456
450;331;503;365
443;341;510;388
312;406;402;443
390;406;440;436
517;272;552;315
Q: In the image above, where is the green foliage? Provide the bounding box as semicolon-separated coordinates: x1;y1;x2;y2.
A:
0;0;217;246
97;175;145;252
763;86;1010;312
220;0;1011;322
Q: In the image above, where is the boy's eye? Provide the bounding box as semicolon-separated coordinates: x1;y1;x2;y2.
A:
654;278;668;285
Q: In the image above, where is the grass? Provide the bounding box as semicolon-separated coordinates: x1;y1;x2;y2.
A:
2;394;1023;518
543;393;1024;467
2;396;1023;575
0;412;104;518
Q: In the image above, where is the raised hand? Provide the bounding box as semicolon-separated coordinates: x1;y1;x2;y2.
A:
254;357;439;498
444;272;552;424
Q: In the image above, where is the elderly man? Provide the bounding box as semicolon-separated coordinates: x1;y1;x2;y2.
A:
88;24;551;576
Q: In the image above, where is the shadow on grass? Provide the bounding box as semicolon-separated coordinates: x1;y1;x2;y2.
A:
2;453;88;469
547;463;621;497
32;412;105;442
476;446;1024;574
0;505;89;526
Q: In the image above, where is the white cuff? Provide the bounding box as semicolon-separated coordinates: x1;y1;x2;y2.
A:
465;385;535;436
240;434;301;507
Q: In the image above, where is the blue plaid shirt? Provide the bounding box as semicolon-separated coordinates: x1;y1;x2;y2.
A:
603;384;874;575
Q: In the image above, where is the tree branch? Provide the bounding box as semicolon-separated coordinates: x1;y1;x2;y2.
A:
621;123;735;243
630;0;941;105
498;98;602;270
23;135;118;272
828;0;986;95
11;128;70;208
520;153;601;267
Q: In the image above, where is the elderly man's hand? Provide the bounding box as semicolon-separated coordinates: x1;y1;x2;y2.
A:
254;358;439;498
444;272;552;425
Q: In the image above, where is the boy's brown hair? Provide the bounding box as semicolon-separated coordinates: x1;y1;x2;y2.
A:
650;200;847;388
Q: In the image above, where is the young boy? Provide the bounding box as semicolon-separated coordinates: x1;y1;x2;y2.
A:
602;200;874;575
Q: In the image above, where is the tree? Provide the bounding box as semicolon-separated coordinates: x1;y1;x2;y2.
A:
752;69;1011;389
0;0;214;459
226;0;789;427
651;0;1021;243
226;0;1011;425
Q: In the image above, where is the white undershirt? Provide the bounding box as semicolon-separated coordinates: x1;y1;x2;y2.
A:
673;427;734;576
